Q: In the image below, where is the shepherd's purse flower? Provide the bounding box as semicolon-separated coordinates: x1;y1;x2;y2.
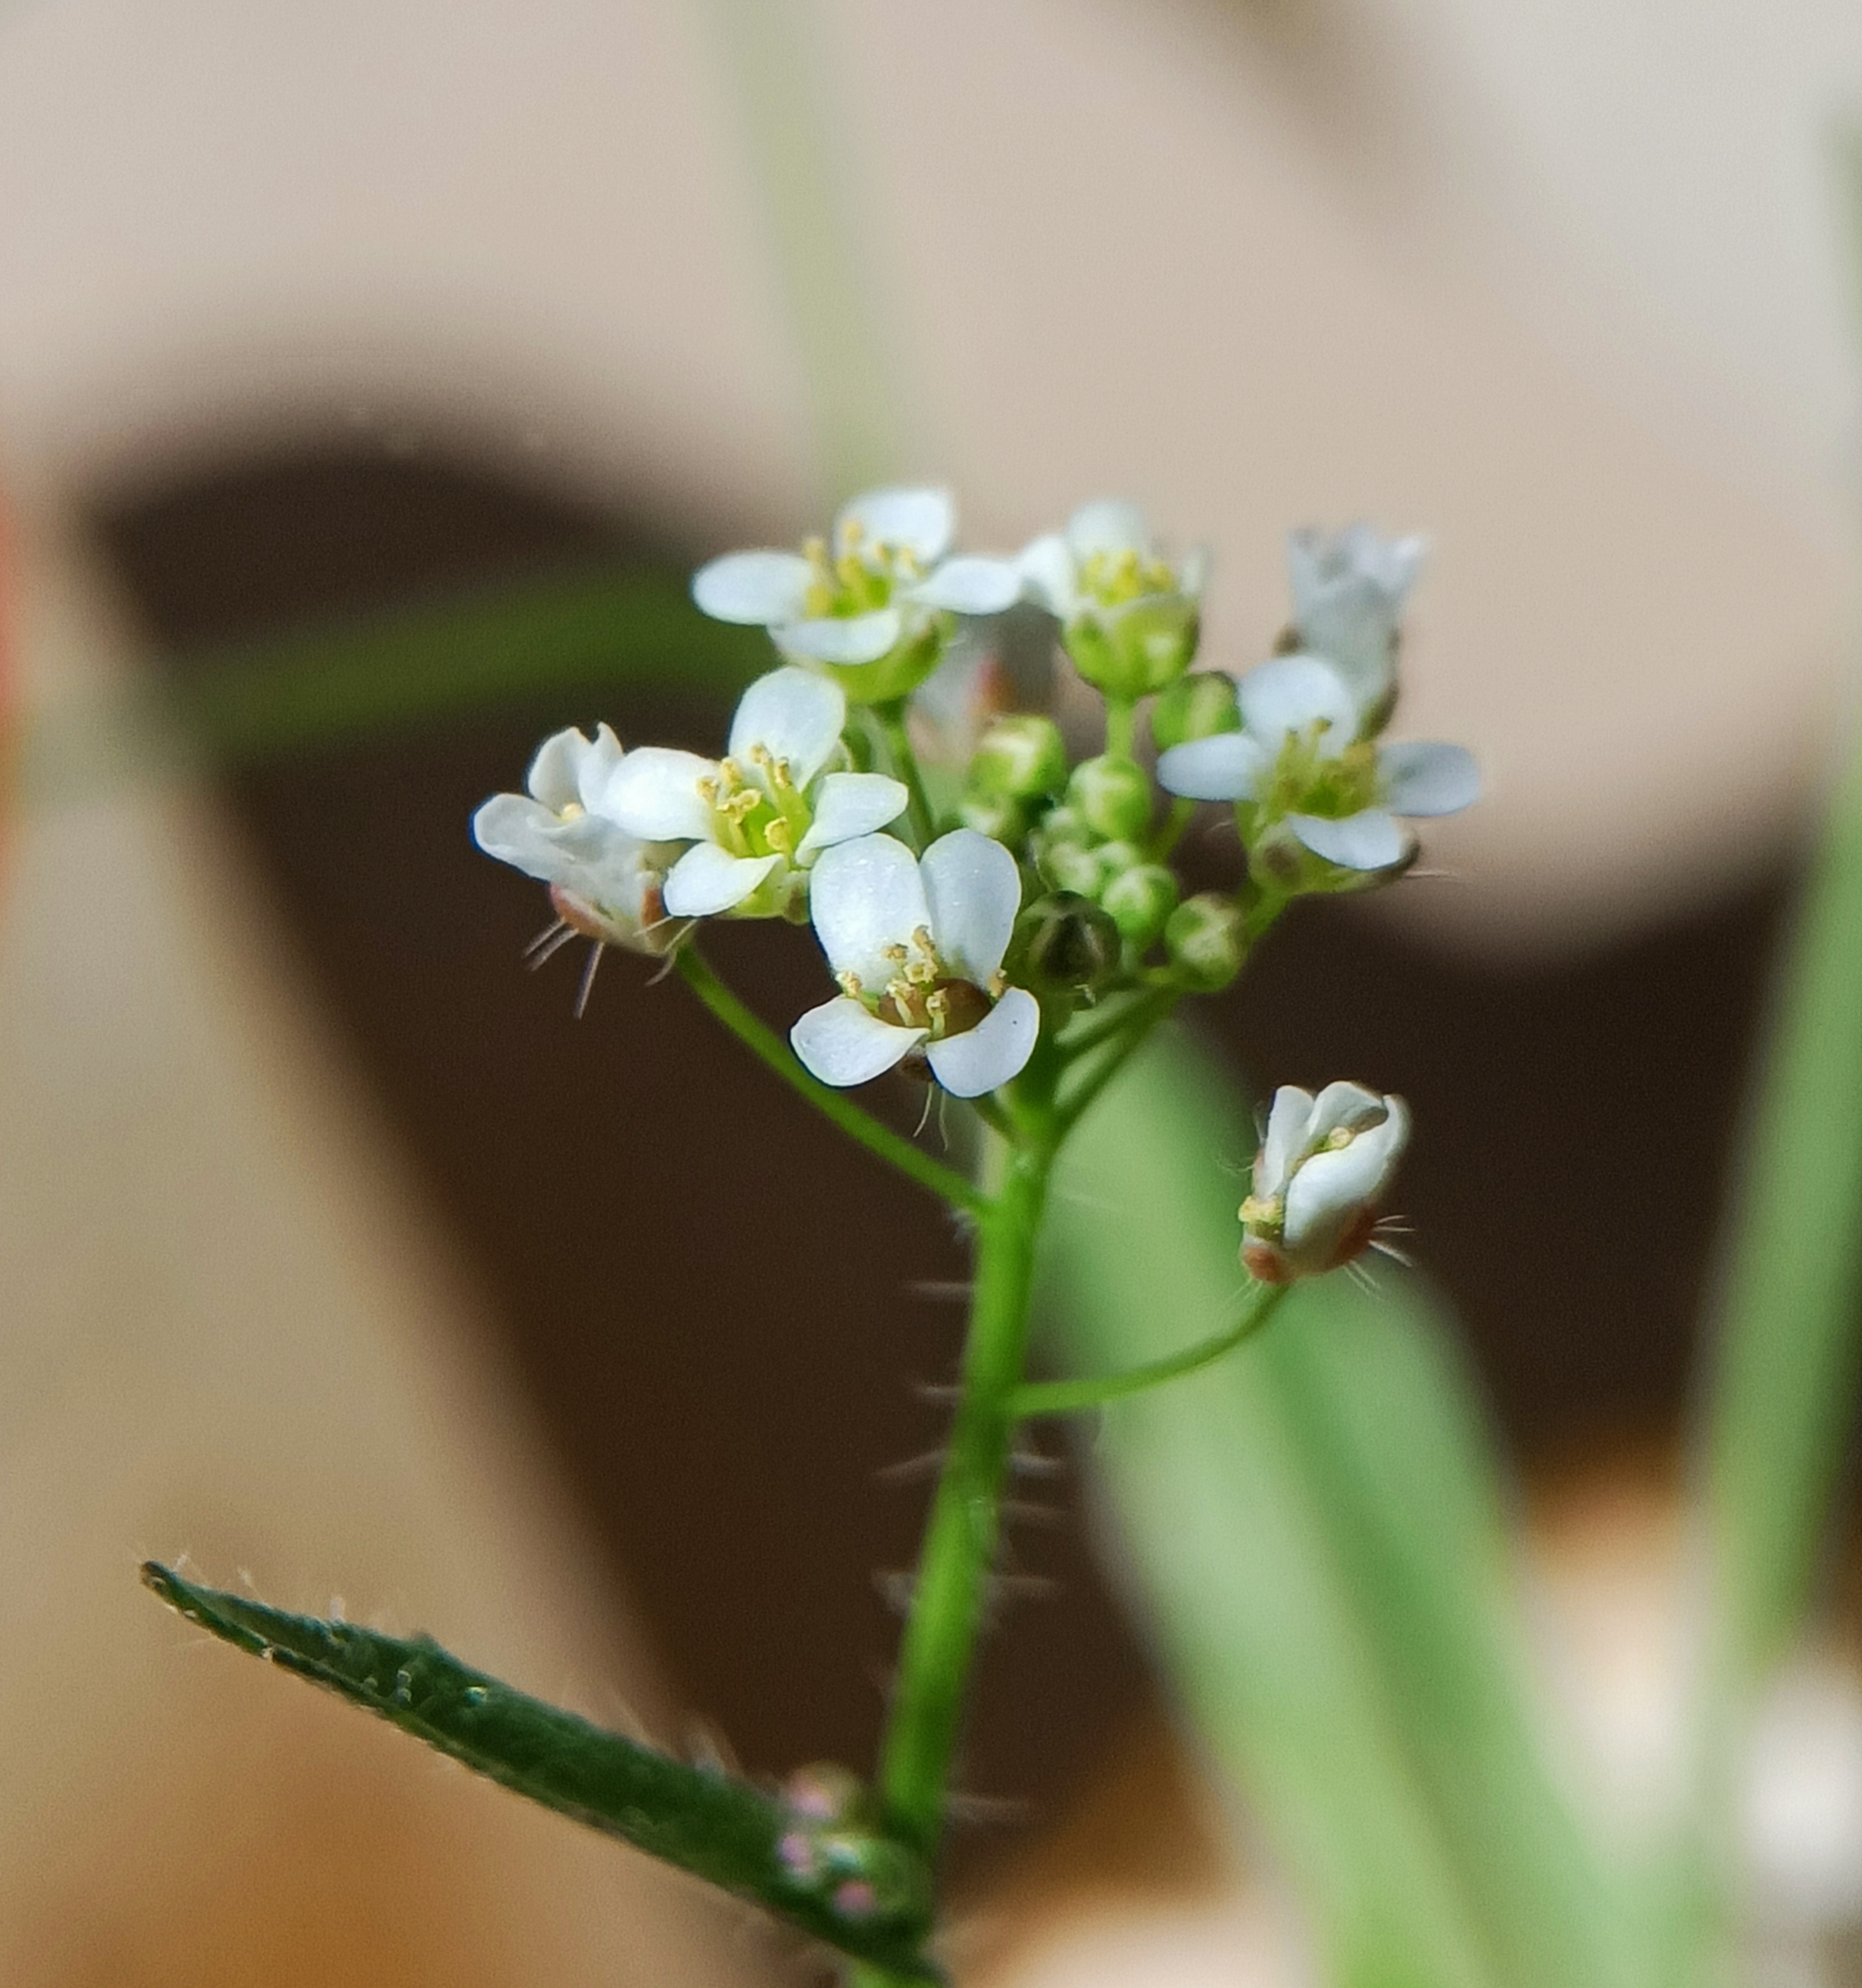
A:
1156;652;1477;872
603;667;906;919
1240;1082;1409;1282
791;829;1040;1098
1286;522;1425;716
691;486;1022;703
472;724;677;954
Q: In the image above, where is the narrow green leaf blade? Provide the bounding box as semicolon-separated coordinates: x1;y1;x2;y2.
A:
1042;1029;1638;1988
142;1563;940;1981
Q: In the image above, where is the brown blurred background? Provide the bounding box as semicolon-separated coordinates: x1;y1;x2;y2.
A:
6;0;1862;1981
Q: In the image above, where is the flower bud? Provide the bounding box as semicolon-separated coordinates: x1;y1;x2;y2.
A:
1164;892;1245;991
1005;892;1122;1003
1064;593;1201;700
958;790;1028;845
1039;839;1105;897
969;714;1068;799
1152;670;1240;750
1067;753;1153;841
1239;1083;1409;1282
1100;862;1178;946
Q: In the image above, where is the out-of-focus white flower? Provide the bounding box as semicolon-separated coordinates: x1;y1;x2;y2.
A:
603;668;905;919
1240;1083;1409;1283
690;487;1022;702
790;829;1040;1098
1287;522;1426;717
1019;499;1209;698
472;724;677;954
1155;653;1477;872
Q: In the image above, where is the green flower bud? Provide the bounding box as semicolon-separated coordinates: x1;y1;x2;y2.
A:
1006;892;1122;1002
1066;753;1153;841
969;714;1068;799
1040;839;1107;897
1165;892;1246;991
1064;593;1201;700
958;790;1028;845
1152;670;1240;750
1101;862;1178;946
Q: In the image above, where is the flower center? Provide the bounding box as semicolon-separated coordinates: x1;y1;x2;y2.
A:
1265;728;1378;820
801;521;924;619
840;924;1002;1039
1077;546;1178;609
697;747;812;860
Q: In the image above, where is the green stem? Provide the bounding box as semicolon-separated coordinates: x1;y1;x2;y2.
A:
1151;794;1195;860
675;947;984;1218
1013;1278;1286;1416
875;698;936;847
1103;696;1137;760
873;1114;1058;1861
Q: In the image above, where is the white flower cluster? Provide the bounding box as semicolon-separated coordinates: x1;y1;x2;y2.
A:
474;484;1478;1148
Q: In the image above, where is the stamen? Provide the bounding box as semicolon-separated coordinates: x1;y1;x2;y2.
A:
764;816;793;853
836;969;865;997
696;776;719;804
883;941;909;964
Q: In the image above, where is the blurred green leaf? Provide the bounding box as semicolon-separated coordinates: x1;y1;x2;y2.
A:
20;564;764;804
1041;1028;1640;1988
143;1563;941;1981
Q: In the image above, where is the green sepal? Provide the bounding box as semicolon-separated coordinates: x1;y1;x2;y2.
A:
141;1564;941;1982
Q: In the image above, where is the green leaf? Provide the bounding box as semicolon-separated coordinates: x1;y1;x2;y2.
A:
21;564;765;804
1040;1028;1640;1988
142;1563;940;1982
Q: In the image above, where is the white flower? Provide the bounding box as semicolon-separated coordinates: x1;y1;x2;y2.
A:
472;724;677;954
1286;523;1426;714
690;486;1022;690
790;829;1040;1098
1240;1082;1409;1283
1154;653;1478;872
1017;498;1209;697
602;667;907;918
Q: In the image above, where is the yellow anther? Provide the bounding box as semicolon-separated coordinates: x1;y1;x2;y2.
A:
910;925;935;959
883;941;909;964
837;969;864;997
697;777;719;805
1239;1193;1282;1228
764;817;793;853
926;988;949;1020
767;756;794;791
989;971;1008;997
726;790;760;822
904;958;936;987
749;742;773;768
1325;1127;1355;1151
841;518;865;548
558;801;585;822
720;756;746;785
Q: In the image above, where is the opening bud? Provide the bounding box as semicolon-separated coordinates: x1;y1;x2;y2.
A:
1164;892;1245;991
1100;862;1178;947
1067;753;1153;841
1152;670;1240;750
1064;593;1200;699
969;714;1068;799
958;790;1028;844
1240;1083;1409;1282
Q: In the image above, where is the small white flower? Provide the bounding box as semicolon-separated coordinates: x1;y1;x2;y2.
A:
603;667;907;918
791;829;1040;1098
1240;1082;1409;1283
1018;499;1209;697
690;485;1022;684
1286;523;1426;714
1154;653;1478;872
472;724;677;954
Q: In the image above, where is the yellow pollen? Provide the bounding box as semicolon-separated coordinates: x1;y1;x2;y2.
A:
558;801;584;822
926;989;949;1019
910;925;935;956
749;742;773;768
883;941;909;964
841;519;865;549
696;777;719;805
719;757;745;784
989;971;1008;997
1325;1127;1355;1150
1239;1193;1281;1228
904;958;936;987
726;790;759;822
836;969;864;997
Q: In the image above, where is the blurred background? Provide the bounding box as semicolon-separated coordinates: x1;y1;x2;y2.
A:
5;0;1862;1982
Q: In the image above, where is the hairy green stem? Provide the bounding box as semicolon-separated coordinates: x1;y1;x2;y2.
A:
1014;1278;1286;1416
875;699;937;847
675;947;983;1217
873;1110;1059;1863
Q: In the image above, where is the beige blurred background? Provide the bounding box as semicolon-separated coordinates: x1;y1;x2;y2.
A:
5;0;1862;1981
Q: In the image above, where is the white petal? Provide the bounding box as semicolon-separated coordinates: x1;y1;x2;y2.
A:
809;833;929;988
1284;1098;1409;1256
920;828;1022;984
1156;732;1266;803
663;843;779;917
926;987;1040;1097
836;486;954;565
1066;499;1148;558
775;608;903;666
602;747;718;842
1016;534;1078;617
1379;741;1480;817
790;996;923;1088
1236;653;1359;750
526;728;591;811
475;797;652;915
907;555;1023;615
473;793;574;883
796;772;909;861
728;666;847;787
577;723;628;810
1288;809;1409;872
1256;1085;1316;1200
691;549;814;626
1304;1082;1390;1147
